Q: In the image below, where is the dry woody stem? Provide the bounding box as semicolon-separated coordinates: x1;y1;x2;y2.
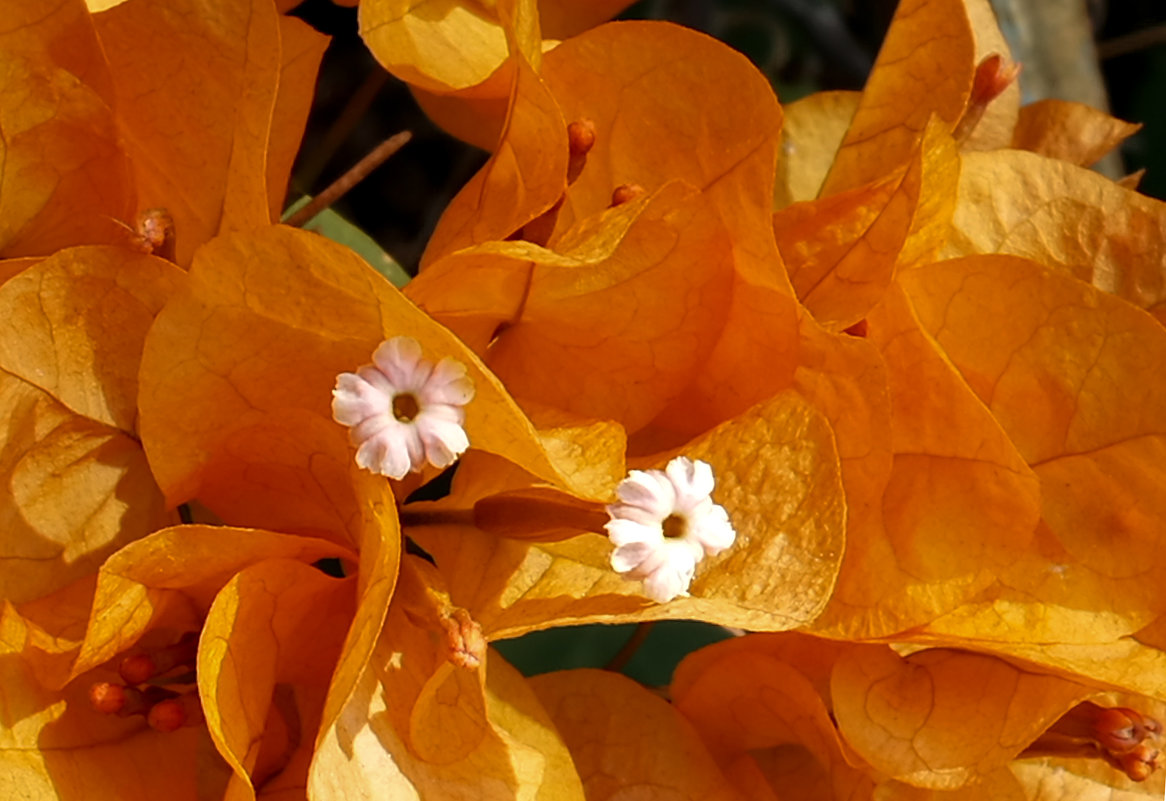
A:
286;130;413;227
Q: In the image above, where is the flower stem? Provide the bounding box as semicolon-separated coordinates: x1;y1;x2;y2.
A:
398;507;476;529
285;130;412;227
605;622;656;673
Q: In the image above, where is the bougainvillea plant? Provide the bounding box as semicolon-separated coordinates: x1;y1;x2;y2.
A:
2;0;1164;799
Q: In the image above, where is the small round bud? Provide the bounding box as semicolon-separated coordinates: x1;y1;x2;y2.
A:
611;183;646;207
119;654;157;686
89;682;127;715
147;692;203;733
567;119;596;157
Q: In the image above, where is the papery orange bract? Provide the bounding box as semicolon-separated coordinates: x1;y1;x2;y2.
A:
543;23;802;447
0;525;354;801
199;558;355;798
777;117;961;330
0;639;229;801
902;256;1166;617
137;225;615;533
359;0;540;95
1011;757;1165;800
774;91;859;208
308;555;584;800
942;151;1166;322
67;526;352;683
417;20;804;450
92;0;327;265
413;182;734;435
0;13;134;256
672;634;1166;799
0;247;181;431
359;0;542;150
409;388;845;634
798;281;1040;639
775;152;919;331
0;247;179;605
537;0;635;40
821;0;1014;196
359;0;634;151
672;634;877;801
530;669;743;801
0;0;326;266
1011;99;1141;167
421;47;569;263
831;646;1091;790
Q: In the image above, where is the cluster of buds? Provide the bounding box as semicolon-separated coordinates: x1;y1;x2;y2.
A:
1024;700;1163;781
88;631;203;733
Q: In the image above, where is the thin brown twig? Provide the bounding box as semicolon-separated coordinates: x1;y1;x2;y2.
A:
298;69;390;190
605;622;656;673
286;130;412;228
1097;23;1166;60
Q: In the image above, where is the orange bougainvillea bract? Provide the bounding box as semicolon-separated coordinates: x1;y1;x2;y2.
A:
2;0;1166;799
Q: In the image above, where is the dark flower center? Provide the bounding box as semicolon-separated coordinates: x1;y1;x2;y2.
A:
662;513;687;539
393;392;420;422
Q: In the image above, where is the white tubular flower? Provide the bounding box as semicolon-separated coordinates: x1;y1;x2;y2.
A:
605;456;736;603
332;336;475;479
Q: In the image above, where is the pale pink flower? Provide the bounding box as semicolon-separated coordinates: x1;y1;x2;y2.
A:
332;336;474;479
605;457;736;603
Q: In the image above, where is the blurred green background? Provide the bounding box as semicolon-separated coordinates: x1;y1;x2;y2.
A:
286;0;1166;682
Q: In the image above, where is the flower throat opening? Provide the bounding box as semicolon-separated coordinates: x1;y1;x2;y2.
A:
662;514;687;539
393;392;420;422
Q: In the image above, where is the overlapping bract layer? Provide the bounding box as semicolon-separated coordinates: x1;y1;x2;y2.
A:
3;0;1166;798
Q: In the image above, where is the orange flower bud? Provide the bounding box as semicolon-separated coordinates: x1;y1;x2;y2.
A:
118;631;199;685
611;183;645;206
567;119;596;157
953;53;1021;143
147;692;204;733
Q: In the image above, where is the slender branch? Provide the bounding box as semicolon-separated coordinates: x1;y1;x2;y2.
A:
605;622;656;673
286;131;412;227
298;69;390;190
1097;24;1166;60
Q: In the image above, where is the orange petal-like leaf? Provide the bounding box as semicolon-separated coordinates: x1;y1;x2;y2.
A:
821;0;974;194
531;668;743;801
0;376;170;607
807;283;1041;638
773;90;859;207
92;0;291;263
266;16;330;222
70;526;351;683
942;151;1166;322
199;558;354;799
421;47;568;263
414;389;845;634
831;647;1092;789
1011;99;1141;168
416;181;734;437
309;560;583;800
0;51;132;257
902;255;1166;625
138;225;591;521
0;246;182;433
0;631;230;801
